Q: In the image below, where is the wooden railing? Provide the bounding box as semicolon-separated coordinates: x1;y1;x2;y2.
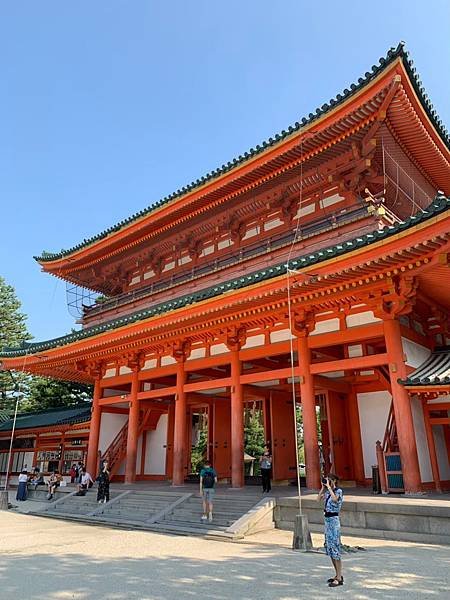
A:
382;402;399;453
376;401;404;493
100;409;159;479
101;421;129;477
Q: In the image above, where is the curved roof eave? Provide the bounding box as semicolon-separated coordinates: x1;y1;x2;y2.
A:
34;43;450;267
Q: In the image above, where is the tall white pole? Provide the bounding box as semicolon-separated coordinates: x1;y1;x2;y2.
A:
3;393;20;491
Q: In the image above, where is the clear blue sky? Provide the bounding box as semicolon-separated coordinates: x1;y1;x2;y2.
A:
1;1;449;343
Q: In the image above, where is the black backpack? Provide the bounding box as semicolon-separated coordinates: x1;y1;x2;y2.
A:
202;470;215;489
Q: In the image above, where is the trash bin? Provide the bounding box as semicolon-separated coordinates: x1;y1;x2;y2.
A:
372;465;381;494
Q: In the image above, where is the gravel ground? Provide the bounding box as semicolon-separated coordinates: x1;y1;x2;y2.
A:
0;511;449;600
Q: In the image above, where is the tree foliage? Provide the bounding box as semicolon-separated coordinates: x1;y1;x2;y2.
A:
190;426;208;474
0;276;32;410
21;377;92;412
0;276;93;412
244;407;265;475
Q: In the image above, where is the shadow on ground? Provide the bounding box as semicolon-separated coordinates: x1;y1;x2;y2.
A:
0;538;448;600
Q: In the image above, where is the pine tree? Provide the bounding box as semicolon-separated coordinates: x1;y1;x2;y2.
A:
22;377;92;412
244;407;265;475
0;276;32;410
0;276;93;412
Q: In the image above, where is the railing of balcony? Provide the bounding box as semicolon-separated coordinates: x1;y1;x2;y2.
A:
82;201;376;322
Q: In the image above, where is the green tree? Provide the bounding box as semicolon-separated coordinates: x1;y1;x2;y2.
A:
22;377;92;412
0;276;32;410
244;407;265;475
0;276;93;412
190;426;208;474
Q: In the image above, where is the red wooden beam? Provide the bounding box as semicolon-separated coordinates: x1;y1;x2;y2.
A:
310;353;389;374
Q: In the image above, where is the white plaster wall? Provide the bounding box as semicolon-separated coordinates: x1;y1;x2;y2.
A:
433;425;450;481
401;338;431;368
143;358;157;370
346;311;381;328
145;414;168;475
188;347;206;360
98;413;128;454
270;329;294;343
427;395;450;404
161;355;176;366
357;391;392;478
411;397;433;482
321;192;344;207
310;318;340;336
210;343;229;356
242;334;265;349
348;344;363;358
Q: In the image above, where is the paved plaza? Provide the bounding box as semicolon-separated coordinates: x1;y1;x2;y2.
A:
1;511;449;600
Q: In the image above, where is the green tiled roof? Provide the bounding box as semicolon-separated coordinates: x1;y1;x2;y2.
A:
401;347;450;387
2;193;449;359
0;404;92;432
35;43;450;264
0;410;11;423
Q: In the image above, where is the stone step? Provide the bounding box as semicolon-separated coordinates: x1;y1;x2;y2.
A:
168;509;242;521
114;501;169;510
52;506;94;515
59;502;100;510
101;512;151;522
151;521;233;538
94;515;152;526
103;508;156;517
165;515;234;527
114;500;168;507
186;498;256;508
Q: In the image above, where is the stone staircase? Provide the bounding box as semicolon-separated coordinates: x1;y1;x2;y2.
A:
49;492;118;517
32;489;267;540
95;491;185;526
153;494;259;538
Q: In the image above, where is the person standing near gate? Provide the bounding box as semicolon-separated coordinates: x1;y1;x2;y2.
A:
259;444;272;493
199;460;217;522
318;473;344;587
97;460;110;504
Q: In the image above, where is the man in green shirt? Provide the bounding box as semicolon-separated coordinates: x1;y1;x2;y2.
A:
199;460;217;522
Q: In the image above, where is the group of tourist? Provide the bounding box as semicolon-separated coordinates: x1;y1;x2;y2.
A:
16;448;344;588
14;459;111;505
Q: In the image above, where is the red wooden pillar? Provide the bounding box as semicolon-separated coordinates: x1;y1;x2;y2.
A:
421;398;441;492
298;335;321;490
384;318;421;493
172;359;187;485
230;349;244;488
124;367;140;484
86;377;102;477
347;391;366;484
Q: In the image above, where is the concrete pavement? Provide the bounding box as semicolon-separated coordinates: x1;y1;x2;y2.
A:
1;511;449;599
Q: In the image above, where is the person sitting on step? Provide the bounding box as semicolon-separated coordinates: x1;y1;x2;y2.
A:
76;468;94;496
47;471;62;500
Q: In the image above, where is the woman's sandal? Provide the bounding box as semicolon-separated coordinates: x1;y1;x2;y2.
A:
328;577;344;587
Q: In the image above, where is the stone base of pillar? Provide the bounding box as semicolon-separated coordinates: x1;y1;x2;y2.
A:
292;513;313;551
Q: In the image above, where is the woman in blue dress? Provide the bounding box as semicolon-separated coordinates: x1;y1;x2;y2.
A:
318;473;344;587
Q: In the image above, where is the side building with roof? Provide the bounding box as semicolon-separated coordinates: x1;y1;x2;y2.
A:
0;404;91;482
1;44;449;493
